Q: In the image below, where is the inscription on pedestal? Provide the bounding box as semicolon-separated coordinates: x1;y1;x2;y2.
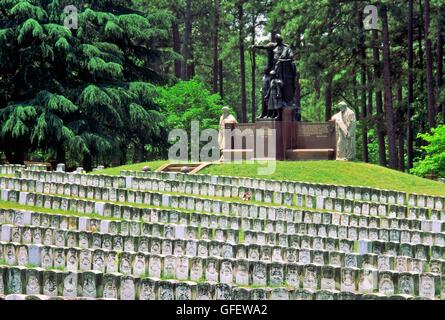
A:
294;122;336;150
298;124;331;138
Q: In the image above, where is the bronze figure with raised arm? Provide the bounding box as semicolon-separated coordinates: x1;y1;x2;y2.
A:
250;34;297;121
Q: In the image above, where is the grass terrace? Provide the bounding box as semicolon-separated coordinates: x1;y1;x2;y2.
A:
93;161;445;196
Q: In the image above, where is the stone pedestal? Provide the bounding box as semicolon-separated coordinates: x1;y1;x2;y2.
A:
224;107;336;161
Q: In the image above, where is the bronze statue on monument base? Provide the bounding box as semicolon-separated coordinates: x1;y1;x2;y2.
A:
250;34;298;121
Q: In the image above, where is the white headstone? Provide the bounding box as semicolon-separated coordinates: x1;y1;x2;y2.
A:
100;220;110;233
19;192;28;205
28;244;42;266
95;202;105;216
316;196;324;210
358;240;372;255
175;225;187;239
1;190;9;201
21;211;32;226
78;217;88;231
56;164;66;172
432;221;443;233
1;224;12;242
162;194;171;207
125;176;134;189
36;181;43;193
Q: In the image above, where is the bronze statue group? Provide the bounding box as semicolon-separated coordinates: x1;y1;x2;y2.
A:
250;34;300;121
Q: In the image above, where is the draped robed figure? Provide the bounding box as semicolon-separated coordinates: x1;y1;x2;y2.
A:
331;102;356;161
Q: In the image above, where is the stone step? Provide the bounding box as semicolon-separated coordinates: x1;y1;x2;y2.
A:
286;149;335;161
157;163;210;174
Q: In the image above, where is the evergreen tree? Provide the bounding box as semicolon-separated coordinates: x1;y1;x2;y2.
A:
0;0;170;169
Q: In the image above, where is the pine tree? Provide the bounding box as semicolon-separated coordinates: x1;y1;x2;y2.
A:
0;0;170;168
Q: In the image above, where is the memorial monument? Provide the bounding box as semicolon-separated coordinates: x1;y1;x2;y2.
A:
222;33;338;162
251;34;297;121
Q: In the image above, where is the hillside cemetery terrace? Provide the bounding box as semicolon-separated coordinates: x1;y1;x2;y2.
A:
0;164;444;300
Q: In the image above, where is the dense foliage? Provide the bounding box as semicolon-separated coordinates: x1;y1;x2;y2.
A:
0;0;171;169
412;126;445;177
156;79;224;133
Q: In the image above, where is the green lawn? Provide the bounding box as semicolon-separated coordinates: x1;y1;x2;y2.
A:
93;160;445;196
202;161;445;196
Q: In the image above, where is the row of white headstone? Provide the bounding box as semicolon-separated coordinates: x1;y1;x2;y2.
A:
0;165;444;299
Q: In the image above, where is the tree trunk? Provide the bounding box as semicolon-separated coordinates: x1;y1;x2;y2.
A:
15;150;25;165
219;59;224;99
358;9;368;163
397;85;405;171
315;75;321;100
4;148;25;165
133;142;146;163
295;71;301;120
250;15;256;122
352;70;358;114
189;50;196;78
372;29;387;166
367;69;373;116
367;68;374;161
172;20;182;78
83;153;93;172
407;0;415;169
182;0;192;80
238;0;247;123
325;77;332;121
417;0;426;148
56;145;66;164
381;5;397;169
437;8;444;123
212;0;220;93
418;1;424;78
424;0;436;128
119;144;127;166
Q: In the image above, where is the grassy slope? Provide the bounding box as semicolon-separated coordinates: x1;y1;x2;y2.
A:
93;160;445;196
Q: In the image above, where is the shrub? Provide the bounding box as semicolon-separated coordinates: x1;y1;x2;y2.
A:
156;78;229;133
411;125;445;177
